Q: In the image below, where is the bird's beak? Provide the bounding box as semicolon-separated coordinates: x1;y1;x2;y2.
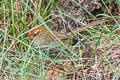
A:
29;35;34;40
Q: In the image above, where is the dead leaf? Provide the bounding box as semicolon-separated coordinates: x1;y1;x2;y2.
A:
47;69;63;80
116;30;120;35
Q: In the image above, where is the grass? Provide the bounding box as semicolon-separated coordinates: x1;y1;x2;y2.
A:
0;0;120;79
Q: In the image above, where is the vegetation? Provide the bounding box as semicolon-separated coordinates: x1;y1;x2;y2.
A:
0;0;120;79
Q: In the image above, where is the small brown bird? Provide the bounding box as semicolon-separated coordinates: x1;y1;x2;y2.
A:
28;26;71;46
28;19;106;46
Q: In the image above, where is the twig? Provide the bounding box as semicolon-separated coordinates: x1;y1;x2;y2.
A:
68;19;109;37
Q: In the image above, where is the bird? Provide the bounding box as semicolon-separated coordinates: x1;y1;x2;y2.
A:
28;26;71;46
28;19;106;46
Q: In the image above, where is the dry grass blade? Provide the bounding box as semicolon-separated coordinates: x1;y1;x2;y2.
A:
67;19;108;38
75;19;108;33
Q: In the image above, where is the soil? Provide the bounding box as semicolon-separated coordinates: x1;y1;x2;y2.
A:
52;0;102;33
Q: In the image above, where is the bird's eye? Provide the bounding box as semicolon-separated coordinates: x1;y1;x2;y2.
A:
33;31;40;37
